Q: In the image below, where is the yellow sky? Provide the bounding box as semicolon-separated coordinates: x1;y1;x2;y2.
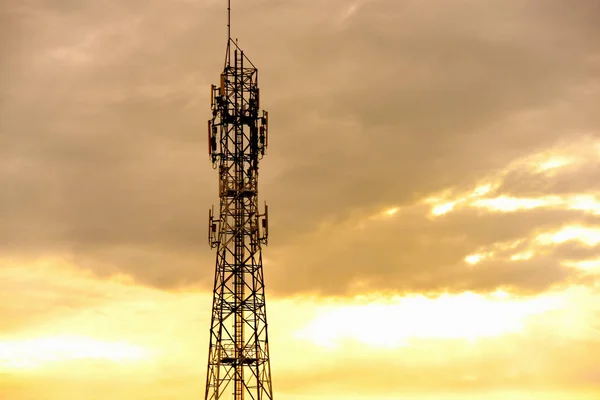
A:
2;0;600;399
1;257;600;399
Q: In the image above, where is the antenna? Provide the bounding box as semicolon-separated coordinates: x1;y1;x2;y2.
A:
224;0;232;66
227;0;231;41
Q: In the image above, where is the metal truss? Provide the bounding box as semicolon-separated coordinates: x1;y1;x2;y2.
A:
205;35;273;400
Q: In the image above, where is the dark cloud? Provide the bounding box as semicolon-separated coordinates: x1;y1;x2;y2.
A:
1;0;599;294
267;205;600;296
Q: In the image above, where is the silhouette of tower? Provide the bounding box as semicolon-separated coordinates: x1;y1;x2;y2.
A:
205;1;273;399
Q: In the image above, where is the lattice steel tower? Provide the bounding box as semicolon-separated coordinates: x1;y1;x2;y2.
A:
205;1;273;399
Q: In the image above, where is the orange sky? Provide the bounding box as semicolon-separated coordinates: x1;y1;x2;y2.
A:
2;0;600;399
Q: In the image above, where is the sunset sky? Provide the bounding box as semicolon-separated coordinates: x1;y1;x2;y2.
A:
2;0;600;399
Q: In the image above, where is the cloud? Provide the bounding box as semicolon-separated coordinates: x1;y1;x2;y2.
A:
275;337;600;396
1;0;600;295
268;137;600;295
2;262;600;399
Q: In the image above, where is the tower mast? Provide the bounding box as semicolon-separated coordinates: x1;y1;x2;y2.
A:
227;0;231;42
206;1;273;399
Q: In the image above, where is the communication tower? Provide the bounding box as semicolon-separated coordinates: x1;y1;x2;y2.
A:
205;1;273;399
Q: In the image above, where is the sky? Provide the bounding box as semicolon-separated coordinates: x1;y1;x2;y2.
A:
1;0;600;399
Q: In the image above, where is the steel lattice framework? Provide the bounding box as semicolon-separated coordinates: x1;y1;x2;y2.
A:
205;4;273;398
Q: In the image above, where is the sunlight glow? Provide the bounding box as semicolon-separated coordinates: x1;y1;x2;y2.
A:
510;251;534;261
535;225;600;246
426;181;502;217
463;225;600;267
369;206;402;222
471;196;562;212
423;141;600;218
473;184;493;196
535;156;577;173
432;202;456;216
465;253;492;265
431;193;600;216
297;292;563;348
465;254;483;265
463;240;525;265
568;195;600;215
384;207;399;216
0;336;150;369
473;194;600;214
563;259;600;272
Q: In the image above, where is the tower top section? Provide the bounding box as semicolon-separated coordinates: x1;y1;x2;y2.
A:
224;0;233;68
222;1;256;69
